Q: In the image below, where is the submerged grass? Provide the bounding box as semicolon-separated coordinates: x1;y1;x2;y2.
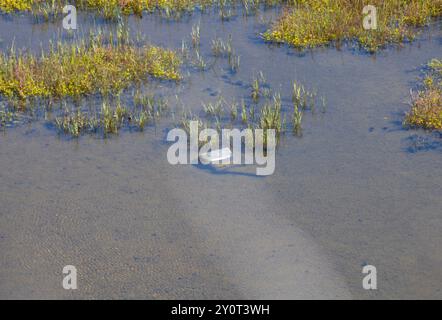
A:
404;58;442;130
263;0;442;52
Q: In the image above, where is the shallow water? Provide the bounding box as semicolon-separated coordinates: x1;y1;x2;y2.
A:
0;10;441;299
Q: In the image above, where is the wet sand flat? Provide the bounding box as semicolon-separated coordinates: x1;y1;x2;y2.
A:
0;10;441;299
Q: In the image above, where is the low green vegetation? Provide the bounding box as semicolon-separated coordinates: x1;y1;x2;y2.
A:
263;0;442;52
0;33;181;104
0;0;208;18
404;59;442;130
1;0;284;20
0;0;275;19
0;0;33;13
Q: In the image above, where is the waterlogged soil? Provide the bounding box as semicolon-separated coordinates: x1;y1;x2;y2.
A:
1;10;442;299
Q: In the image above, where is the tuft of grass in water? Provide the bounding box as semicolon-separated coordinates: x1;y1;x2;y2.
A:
248;104;255;122
263;0;442;52
133;90;168;122
114;101;129;127
404;58;442;130
211;35;233;58
241;99;248;124
219;2;233;20
211;34;240;72
134;91;155;111
0;104;15;128
259;93;282;131
179;111;210;146
32;0;64;21
0;34;181;105
251;71;266;103
251;77;261;103
212;38;226;57
292;103;303;136
256;92;283;145
228;53;240;73
55;107;98;137
230;100;238;122
203;97;224;118
135;110;149;131
292;80;321;112
191;22;201;48
192;50;207;70
101;102;119;135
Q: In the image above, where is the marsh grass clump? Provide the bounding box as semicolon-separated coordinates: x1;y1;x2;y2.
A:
258;92;282;132
179;111;207;141
292;103;303;136
181;28;210;72
0;34;181;105
191;22;201;48
0;0;216;20
0;104;16;129
210;35;240;73
228;53;241;73
31;0;64;22
404;59;442;130
192;50;207;70
230;100;238;121
203;96;225;119
263;0;442;52
55;108;95;137
219;0;234;20
135;110;149;131
251;71;267;103
133;92;168;128
291;80;326;135
133;90;169;119
256;92;290;146
100;102;120;135
211;35;233;58
292;80;320;113
211;38;226;57
241;99;248;124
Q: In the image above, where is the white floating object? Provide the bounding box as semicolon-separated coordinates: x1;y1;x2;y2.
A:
199;147;232;164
